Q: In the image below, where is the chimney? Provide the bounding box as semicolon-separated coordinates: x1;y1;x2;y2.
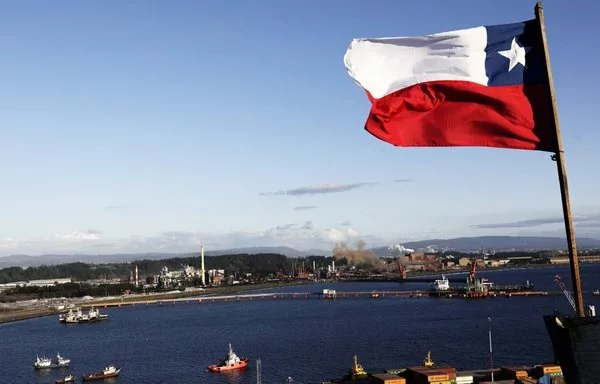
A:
332;260;335;272
135;265;139;288
201;246;206;286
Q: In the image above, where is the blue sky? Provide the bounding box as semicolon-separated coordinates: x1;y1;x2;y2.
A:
1;0;599;255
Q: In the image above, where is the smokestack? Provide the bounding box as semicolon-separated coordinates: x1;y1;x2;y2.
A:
135;265;139;288
201;246;206;286
332;260;335;272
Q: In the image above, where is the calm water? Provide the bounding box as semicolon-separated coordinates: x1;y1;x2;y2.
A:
1;265;599;384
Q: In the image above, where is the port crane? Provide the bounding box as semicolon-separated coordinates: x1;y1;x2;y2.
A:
554;274;577;313
396;260;407;281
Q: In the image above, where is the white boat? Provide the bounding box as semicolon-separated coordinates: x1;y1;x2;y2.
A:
58;307;108;323
34;353;71;369
34;355;52;369
431;275;450;291
57;353;70;366
59;309;79;323
56;374;75;383
593;289;599;296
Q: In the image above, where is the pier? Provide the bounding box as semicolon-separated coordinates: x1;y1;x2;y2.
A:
84;290;558;309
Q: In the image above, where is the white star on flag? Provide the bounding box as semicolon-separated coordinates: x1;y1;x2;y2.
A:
498;37;532;71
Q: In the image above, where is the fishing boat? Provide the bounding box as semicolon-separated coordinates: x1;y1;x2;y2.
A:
59;308;108;324
56;353;70;367
34;353;70;369
207;343;249;372
34;355;52;369
81;365;121;381
56;374;75;383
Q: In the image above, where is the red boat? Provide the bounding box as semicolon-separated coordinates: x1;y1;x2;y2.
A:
207;343;249;372
81;365;121;381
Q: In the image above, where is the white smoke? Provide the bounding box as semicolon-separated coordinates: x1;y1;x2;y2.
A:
388;243;414;255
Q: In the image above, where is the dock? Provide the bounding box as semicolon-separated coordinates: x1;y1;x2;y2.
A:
84;289;556;309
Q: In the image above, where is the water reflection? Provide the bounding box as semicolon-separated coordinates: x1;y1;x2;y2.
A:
215;368;247;384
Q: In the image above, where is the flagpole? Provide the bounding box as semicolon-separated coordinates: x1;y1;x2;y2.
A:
534;1;585;317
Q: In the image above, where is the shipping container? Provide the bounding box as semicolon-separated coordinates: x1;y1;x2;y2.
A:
501;367;530;379
370;373;406;384
455;376;474;384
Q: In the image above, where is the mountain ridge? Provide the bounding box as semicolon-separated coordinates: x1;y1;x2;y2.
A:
1;236;599;268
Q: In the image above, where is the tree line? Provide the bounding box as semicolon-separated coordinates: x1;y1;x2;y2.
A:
0;254;341;284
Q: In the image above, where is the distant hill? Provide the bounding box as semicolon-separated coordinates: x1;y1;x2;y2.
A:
1;236;599;268
370;235;600;256
0;247;329;268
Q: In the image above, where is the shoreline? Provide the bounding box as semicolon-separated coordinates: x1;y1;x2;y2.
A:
0;263;589;325
0;280;312;325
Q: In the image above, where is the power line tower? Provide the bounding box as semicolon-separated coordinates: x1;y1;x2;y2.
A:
256;359;261;384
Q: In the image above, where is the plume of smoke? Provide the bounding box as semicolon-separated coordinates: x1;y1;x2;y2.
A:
332;240;379;266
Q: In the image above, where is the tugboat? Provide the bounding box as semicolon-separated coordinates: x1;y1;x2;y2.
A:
326;355;368;383
81;365;121;381
370;291;380;299
207;343;249;372
56;374;75;383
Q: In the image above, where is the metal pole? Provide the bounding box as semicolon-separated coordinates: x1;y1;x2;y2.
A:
488;317;494;382
534;1;585;317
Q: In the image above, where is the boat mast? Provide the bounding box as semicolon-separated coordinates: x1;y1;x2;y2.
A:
534;1;585;317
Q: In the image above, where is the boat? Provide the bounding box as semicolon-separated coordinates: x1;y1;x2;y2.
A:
59;308;108;324
370;291;380;299
34;353;71;369
34;355;52;369
544;274;599;384
56;374;75;383
324;355;368;383
56;353;70;367
322;289;337;299
431;275;450;291
207;343;249;372
59;309;79;323
593;289;599;296
81;365;121;381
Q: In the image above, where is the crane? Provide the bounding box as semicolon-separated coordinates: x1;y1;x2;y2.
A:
554;274;577;313
466;259;478;291
396;260;407;281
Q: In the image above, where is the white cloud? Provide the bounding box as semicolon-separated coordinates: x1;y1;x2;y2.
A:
0;223;389;256
53;230;101;241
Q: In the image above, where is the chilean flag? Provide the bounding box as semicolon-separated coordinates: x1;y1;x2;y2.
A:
344;19;558;152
